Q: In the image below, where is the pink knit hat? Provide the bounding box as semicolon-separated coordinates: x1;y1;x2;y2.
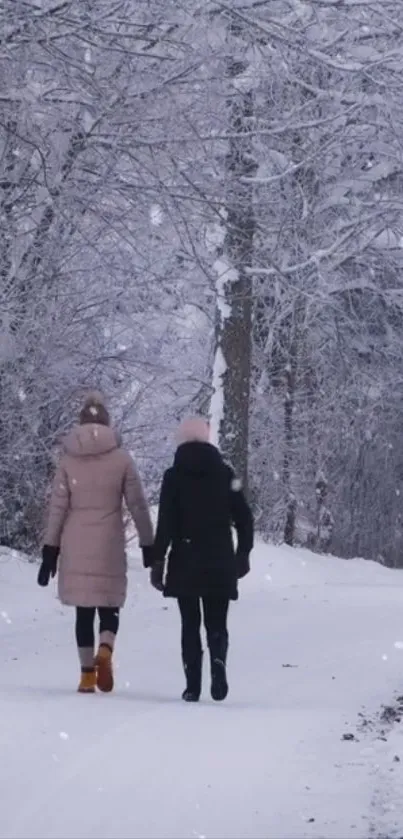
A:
176;416;210;445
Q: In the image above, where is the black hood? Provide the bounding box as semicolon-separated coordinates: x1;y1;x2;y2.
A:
174;441;223;476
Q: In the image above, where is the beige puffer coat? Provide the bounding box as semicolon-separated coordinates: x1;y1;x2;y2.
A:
44;424;153;608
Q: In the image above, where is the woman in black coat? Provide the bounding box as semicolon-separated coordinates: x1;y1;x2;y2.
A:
151;417;254;703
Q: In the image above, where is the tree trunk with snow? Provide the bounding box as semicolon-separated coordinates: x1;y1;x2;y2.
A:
282;292;308;546
210;21;257;491
283;361;296;546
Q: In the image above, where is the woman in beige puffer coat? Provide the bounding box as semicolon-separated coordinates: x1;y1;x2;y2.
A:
38;393;154;694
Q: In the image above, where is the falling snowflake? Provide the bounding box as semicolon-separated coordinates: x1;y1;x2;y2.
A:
150;204;163;227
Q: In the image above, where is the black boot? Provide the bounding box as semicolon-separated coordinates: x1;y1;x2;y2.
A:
182;653;203;702
209;631;229;702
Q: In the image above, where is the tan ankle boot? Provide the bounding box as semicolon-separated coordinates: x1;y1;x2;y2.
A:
95;644;114;693
78;669;96;693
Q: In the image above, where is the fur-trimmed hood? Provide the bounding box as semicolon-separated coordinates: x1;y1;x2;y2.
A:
63;424;121;458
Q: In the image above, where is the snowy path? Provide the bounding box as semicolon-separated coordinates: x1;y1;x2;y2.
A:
2;545;403;839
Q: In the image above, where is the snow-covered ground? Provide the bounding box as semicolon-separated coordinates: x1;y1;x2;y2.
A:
1;542;403;839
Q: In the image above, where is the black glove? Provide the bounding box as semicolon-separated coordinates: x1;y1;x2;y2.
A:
37;545;59;587
236;550;250;580
150;560;164;592
141;545;155;569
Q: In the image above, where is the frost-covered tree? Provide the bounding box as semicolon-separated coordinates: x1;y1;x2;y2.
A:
208;12;257;490
3;0;403;566
247;0;403;561
0;0;213;549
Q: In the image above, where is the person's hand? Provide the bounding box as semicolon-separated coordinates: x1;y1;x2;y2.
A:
150;560;164;592
37;545;59;587
236;551;250;580
141;545;155;569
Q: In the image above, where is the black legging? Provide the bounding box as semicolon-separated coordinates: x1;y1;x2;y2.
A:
178;597;229;667
75;607;120;649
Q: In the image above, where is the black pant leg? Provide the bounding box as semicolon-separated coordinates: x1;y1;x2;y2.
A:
98;607;120;650
177;597;202;667
202;597;229;657
98;607;120;635
75;607;96;648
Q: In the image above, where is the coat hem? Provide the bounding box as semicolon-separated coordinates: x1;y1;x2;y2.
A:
163;590;238;602
59;596;126;608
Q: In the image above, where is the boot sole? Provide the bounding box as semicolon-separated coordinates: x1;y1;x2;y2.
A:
77;686;96;694
95;657;114;693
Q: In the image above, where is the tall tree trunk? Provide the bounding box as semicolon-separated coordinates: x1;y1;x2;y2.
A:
0;118;17;289
210;21;257;491
283;362;296;545
282;295;306;545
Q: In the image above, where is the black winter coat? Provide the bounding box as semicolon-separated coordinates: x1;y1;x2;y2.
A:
154;442;254;600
